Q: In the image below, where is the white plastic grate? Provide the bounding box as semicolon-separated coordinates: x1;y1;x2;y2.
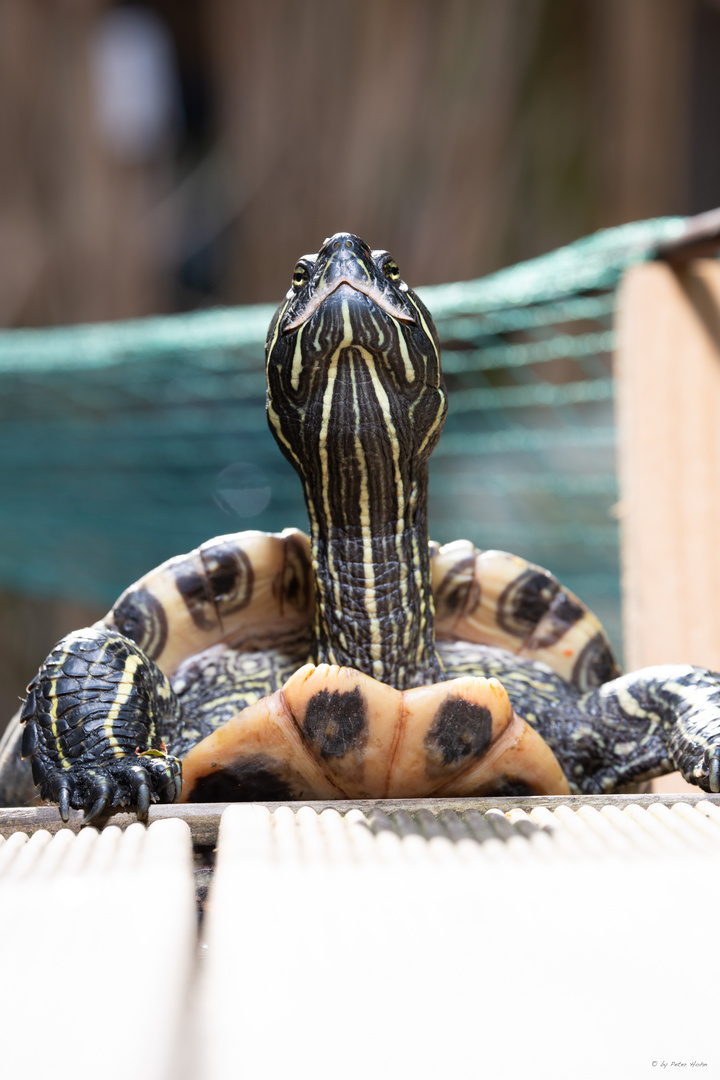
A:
0;819;196;1080
199;801;720;1080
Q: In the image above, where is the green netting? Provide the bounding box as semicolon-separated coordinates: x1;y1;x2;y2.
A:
0;216;688;656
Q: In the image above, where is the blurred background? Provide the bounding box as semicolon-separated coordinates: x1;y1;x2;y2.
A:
1;0;719;726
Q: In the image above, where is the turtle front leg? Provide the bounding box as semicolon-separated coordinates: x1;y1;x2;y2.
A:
553;664;720;794
21;628;183;823
662;667;720;791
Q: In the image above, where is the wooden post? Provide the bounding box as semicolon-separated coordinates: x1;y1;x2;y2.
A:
615;259;720;791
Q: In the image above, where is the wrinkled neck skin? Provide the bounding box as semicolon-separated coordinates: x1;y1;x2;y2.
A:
302;425;443;691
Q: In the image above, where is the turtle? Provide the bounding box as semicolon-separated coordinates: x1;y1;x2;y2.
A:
4;230;720;824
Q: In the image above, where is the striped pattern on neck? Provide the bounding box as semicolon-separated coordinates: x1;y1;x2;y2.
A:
266;236;447;690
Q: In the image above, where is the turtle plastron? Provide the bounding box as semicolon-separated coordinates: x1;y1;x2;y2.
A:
179;664;569;801
178;684;344;803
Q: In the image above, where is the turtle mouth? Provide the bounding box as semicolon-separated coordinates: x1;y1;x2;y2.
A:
282;277;416;334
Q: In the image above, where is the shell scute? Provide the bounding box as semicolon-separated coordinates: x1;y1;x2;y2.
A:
432;542;619;690
431;540;478;623
172;560;219;633
390;675;514;797
100;528;314;678
109;585;169;661
199;537;254;615
282;665;396;799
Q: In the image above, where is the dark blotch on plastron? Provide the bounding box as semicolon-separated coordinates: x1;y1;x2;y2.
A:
425;698;493;768
174;568;217;631
497;570;558;638
188;756;295;802
303;687;368;758
112;588;168;660
571;632;620;690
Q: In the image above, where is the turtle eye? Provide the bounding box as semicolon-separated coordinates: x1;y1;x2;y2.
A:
292;263;310;290
382;257;401;282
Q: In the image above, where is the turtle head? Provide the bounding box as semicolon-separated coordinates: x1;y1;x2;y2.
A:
280;232;418;337
265;232;447;485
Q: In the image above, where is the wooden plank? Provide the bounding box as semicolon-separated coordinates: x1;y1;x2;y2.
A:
616;260;720;793
616;259;720;670
0;795;718;845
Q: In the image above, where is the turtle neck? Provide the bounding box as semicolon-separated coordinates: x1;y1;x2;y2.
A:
298;342;445;689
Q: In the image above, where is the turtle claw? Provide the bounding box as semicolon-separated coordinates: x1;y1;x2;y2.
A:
136;780;151;819
58;785;70;823
130;767;151;819
699;746;720;793
83;778;113;825
688;744;720;793
83;796;107;826
26;752;182;824
711;756;720;793
135;751;183;807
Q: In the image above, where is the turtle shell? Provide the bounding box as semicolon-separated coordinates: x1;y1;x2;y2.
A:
71;524;619;802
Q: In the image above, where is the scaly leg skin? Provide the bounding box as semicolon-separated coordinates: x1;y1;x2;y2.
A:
21;628;183;824
653;666;720;792
440;644;720;793
562;666;720;794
